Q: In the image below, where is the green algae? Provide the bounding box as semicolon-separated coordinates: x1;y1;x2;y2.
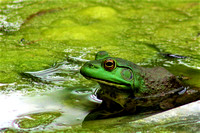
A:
80;6;117;20
14;111;61;129
42;6;125;42
0;1;200;82
1;0;199;83
0;0;200;132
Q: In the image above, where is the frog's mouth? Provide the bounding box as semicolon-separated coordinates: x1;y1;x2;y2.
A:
84;76;130;89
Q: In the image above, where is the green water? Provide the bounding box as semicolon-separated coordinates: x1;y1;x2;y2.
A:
0;0;200;132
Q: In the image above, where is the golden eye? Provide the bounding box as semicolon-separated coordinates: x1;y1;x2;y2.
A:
104;59;116;71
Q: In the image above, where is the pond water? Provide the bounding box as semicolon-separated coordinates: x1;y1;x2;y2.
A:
0;0;200;132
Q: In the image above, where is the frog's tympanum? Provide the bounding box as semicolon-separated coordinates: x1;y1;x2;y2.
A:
80;51;200;121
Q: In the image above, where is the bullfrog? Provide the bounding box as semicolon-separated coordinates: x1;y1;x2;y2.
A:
80;51;200;121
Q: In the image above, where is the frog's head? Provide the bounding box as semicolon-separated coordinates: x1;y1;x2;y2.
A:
80;51;141;90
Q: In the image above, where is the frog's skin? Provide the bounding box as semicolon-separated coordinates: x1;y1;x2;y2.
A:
80;51;200;121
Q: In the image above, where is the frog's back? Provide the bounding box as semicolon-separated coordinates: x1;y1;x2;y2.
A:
140;67;183;95
114;58;183;95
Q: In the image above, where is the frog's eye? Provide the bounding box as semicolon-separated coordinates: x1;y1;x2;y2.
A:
104;59;116;71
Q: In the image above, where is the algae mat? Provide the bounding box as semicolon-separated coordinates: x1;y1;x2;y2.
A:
1;0;199;83
0;0;200;132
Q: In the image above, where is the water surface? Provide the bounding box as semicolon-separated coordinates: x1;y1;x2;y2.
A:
0;0;200;132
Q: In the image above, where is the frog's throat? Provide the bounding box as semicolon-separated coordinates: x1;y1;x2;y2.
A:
85;76;131;89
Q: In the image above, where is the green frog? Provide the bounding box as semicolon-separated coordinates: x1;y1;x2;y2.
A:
80;51;200;121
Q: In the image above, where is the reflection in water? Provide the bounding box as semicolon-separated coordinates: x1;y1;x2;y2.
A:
0;86;100;130
24;61;81;83
0;0;199;132
0;93;37;128
0;56;199;132
0;53;100;131
89;94;102;103
71;88;102;103
1;53;198;131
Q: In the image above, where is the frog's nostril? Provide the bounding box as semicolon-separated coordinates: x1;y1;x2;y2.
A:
87;63;99;69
